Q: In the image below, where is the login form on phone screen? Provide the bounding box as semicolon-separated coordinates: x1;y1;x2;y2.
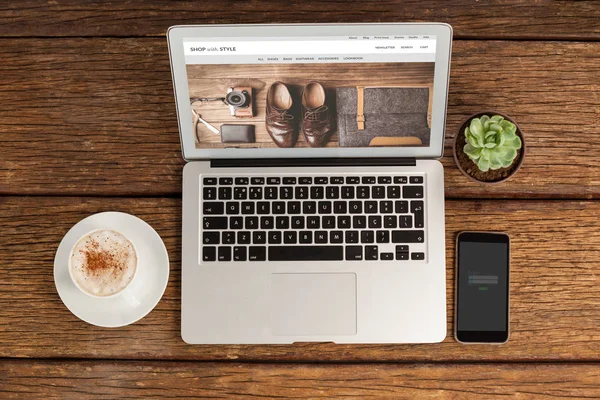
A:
457;241;508;332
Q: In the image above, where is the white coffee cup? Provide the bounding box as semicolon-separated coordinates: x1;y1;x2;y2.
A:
68;229;138;298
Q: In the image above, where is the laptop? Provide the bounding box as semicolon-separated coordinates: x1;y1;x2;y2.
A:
167;23;452;344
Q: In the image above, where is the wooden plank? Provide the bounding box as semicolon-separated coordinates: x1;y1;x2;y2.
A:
1;360;599;399
1;0;599;40
2;39;600;198
1;196;600;361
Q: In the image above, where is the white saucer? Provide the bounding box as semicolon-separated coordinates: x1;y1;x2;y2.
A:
54;212;170;327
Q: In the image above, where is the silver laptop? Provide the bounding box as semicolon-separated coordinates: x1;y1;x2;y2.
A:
167;23;452;344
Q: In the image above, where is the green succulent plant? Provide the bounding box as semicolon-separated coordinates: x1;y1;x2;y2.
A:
463;115;522;172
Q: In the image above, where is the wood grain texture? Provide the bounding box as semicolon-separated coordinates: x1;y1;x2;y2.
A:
1;196;600;361
2;39;600;197
2;360;600;399
1;0;599;40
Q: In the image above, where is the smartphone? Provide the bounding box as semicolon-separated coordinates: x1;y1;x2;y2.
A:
455;232;510;344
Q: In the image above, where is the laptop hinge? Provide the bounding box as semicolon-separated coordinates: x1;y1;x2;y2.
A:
211;157;417;168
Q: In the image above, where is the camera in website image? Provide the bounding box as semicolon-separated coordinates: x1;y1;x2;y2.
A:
225;87;254;118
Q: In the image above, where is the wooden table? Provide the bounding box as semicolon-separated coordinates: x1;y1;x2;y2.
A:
1;1;600;398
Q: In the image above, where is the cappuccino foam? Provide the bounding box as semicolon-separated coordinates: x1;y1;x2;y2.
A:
70;230;137;297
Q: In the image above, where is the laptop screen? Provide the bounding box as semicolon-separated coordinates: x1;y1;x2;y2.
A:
183;34;437;151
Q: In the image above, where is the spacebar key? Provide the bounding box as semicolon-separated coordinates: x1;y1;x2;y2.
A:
269;246;343;261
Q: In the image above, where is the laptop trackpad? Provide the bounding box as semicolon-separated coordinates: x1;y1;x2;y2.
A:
271;273;357;336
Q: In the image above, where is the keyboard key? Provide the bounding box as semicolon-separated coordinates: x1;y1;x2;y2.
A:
368;216;382;229
361;230;374;243
346;176;360;184
272;202;286;214
345;246;363;260
315;177;328;184
203;187;217;200
203;232;219;244
326;186;339;199
353;216;366;229
218;187;232;200
291;216;305;229
219;177;233;185
410;176;424;184
403;185;424;199
384;215;397;228
349;201;362;214
203;217;227;230
203;177;217;185
284;231;297;244
342;186;355;199
378;176;392;184
357;186;370;199
267;177;280;185
310;186;324;199
265;186;278;199
295;186;309;199
387;186;401;199
381;252;394;260
396;251;409;260
280;186;293;199
202;246;216;262
230;217;243;229
331;177;344;184
269;246;343;261
362;176;376;184
249;187;263;199
218;246;231;261
233;246;247;261
365;245;379;260
411;252;425;260
394;176;408;184
396;245;409;252
323;216;336;229
268;231;282;244
318;201;332;214
299;231;312;244
241;202;254;214
330;231;343;243
372;186;385;199
222;231;235;244
237;231;251;244
334;201;347;214
303;201;317;214
245;216;258;230
283;177;296;184
399;215;413;229
235;177;249;185
307;216;320;229
346;230;359;243
203;202;224;215
315;231;328;243
260;216;274;230
338;216;351;229
257;202;270;215
253;231;266;244
287;201;301;214
380;201;393;214
251;177;264;185
365;201;378;214
225;202;239;215
376;230;390;243
299;177;312;184
392;231;424;243
234;187;247;200
249;246;266;261
412;200;425;228
276;216;289;229
395;200;409;213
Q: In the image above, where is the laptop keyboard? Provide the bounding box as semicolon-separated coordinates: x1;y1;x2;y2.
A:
200;175;426;262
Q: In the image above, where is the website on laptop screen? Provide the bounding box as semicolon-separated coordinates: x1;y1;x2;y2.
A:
183;35;436;150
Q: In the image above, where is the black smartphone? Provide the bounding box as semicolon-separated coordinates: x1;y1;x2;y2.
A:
455;232;510;344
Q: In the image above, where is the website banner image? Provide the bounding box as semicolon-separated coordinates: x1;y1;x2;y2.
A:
184;36;436;149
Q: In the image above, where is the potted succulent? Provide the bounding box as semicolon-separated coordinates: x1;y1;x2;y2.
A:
453;112;525;184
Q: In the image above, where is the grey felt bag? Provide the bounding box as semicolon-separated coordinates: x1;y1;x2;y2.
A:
335;87;431;148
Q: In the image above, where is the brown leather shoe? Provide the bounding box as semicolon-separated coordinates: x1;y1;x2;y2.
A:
301;82;333;148
265;82;298;148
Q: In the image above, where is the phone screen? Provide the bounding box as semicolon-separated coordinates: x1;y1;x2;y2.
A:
456;232;509;343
